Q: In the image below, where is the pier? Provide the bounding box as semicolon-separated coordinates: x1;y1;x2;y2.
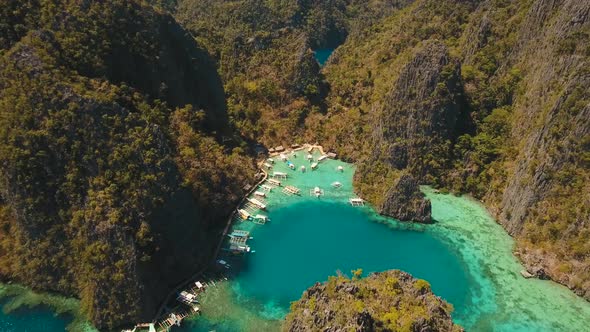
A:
143;143;344;332
146;161;270;331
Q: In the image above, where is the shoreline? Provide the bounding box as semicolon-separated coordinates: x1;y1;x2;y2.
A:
148;159;270;330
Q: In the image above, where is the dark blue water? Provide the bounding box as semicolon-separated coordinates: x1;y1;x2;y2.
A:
313;49;335;66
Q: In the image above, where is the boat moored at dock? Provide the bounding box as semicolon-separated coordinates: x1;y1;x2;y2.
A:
247;198;267;210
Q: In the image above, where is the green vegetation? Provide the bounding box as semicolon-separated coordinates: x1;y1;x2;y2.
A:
303;0;590;298
1;0;589;328
171;0;410;146
283;270;461;332
0;0;254;328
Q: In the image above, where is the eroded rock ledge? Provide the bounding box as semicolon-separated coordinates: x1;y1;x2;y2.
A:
380;174;432;223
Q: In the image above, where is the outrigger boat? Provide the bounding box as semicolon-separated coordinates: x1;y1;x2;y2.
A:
238;209;251;220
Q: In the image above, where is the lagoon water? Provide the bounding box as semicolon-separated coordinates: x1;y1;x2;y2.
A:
177;152;590;332
313;49;335;66
2;152;590;331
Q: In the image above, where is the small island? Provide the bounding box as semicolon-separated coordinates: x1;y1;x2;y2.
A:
284;270;462;332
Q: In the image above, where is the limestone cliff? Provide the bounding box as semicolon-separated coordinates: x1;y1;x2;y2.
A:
479;0;590;298
377;40;469;177
317;0;590;299
381;174;432;223
0;0;255;328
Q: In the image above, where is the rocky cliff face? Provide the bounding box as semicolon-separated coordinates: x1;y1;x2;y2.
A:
351;37;470;212
283;270;462;332
0;0;254;328
483;0;590;298
317;0;590;299
378;40;469;178
381;174;432;223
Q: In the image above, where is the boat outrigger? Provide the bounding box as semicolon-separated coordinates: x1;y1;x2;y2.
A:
310;186;324;198
253;214;269;224
268;178;281;186
273;171;288;179
228;243;251;253
349;198;364;206
247;198;266;210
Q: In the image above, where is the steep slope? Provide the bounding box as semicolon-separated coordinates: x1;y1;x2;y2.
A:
172;0;412;146
312;0;590;298
0;0;255;328
381;174;432;223
283;270;462;332
470;0;590;298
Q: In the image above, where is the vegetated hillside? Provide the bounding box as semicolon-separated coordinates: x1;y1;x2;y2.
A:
171;0;411;146
0;0;255;329
283;270;462;332
312;0;590;299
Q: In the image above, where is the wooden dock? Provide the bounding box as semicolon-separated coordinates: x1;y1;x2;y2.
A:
158;310;192;331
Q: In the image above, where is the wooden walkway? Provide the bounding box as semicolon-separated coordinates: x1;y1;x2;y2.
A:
150;164;269;327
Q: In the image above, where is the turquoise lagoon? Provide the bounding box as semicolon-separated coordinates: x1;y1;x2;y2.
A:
313;49;335;66
177;152;590;332
2;152;590;331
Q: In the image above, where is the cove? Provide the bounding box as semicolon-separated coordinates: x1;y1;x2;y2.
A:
313;49;335;66
2;152;590;331
176;151;590;332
